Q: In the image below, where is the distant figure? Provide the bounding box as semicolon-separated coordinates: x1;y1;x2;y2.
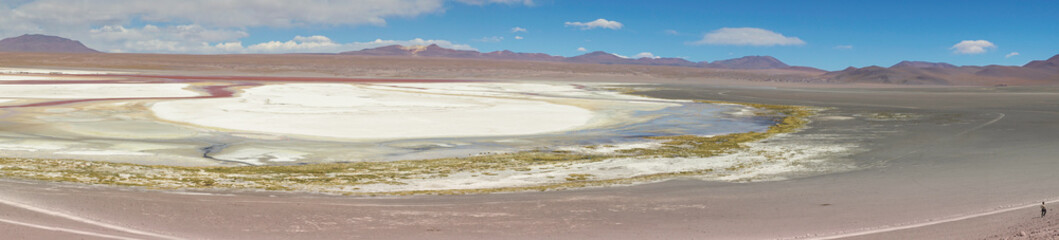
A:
1043;202;1048;218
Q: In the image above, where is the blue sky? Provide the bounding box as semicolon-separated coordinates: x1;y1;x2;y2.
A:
2;0;1057;70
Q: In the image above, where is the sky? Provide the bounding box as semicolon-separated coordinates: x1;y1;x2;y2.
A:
1;0;1057;70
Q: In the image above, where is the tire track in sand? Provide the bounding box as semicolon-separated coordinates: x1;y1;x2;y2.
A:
0;196;182;240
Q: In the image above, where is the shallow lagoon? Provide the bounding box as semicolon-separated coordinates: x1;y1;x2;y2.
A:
0;79;769;167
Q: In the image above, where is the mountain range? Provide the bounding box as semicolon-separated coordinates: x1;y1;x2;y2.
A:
339;44;821;72
824;57;1059;85
1;34;1057;85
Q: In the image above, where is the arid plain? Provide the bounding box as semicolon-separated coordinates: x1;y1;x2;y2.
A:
1;52;1058;239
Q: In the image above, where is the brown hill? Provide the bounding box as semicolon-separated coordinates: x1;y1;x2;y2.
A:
634;57;698;67
1024;54;1059;70
784;66;828;73
345;45;413;56
0;34;99;53
481;50;564;62
823;66;950;85
415;44;480;58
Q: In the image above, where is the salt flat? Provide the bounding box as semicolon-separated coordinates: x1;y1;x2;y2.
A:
150;82;671;140
0;74;113;81
0;83;198;99
0;67;129;75
0;75;53;81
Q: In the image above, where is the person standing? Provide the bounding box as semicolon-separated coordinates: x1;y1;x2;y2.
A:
1042;202;1048;218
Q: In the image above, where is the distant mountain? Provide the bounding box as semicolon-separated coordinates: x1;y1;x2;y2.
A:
635;57;698;67
565;51;630;65
891;61;957;69
825;54;1059;85
1024;54;1059;70
346;45;414;56
0;34;99;53
480;50;564;62
823;66;950;85
340;44;813;70
415;44;481;58
702;56;790;69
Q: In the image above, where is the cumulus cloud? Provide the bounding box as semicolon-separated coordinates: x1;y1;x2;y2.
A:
691;27;805;46
90;32;474;54
1005;52;1020;58
355;38;475;51
951;40;996;54
577;47;587;52
834;45;853;50
511;27;527;33
246;35;344;52
2;0;451;29
0;0;521;53
514;36;523;40
89;24;249;53
663;29;680;35
564;19;623;30
633;52;658;59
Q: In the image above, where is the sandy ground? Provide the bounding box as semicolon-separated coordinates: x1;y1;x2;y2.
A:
1;84;1059;239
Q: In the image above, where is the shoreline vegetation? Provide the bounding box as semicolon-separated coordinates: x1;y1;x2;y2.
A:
0;99;813;196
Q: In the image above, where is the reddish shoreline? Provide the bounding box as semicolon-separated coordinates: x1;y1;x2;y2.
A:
0;74;473;109
0;79;253;109
86;74;475;83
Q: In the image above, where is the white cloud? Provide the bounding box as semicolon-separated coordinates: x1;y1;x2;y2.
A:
663;29;680;35
354;38;475;51
834;45;853;50
212;41;244;52
88;24;249;53
951;40;996;54
88;30;475;54
2;0;452;29
691;27;805;46
476;36;503;42
577;47;587;52
0;0;524;53
247;35;342;52
511;27;527;33
633;52;658;59
564;19;623;30
1005;52;1020;58
514;36;523;40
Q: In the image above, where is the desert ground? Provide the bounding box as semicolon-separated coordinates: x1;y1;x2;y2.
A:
1;53;1058;239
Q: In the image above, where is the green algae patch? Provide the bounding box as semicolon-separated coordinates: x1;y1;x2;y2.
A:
0;100;813;196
